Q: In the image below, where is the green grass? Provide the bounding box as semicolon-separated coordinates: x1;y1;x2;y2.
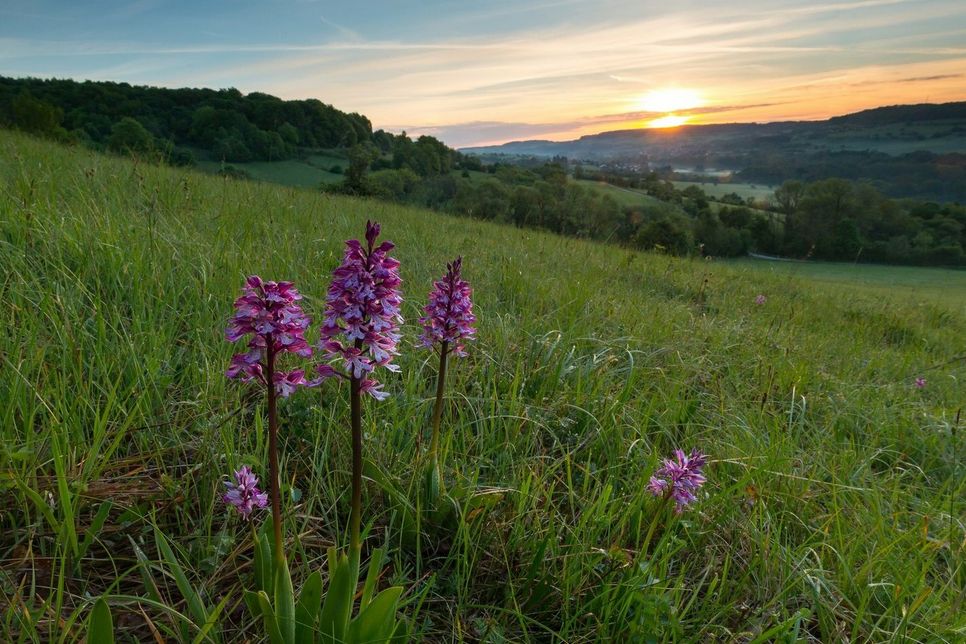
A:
729;258;966;296
2;129;965;642
576;179;670;209
673;181;777;203
195;155;345;188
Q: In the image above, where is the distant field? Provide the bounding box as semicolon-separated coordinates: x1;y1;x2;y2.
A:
808;120;966;155
576;179;670;208
818;137;966;155
729;257;966;302
195;152;346;188
673;180;776;202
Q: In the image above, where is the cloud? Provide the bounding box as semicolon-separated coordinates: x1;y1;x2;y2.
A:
319;15;362;41
898;73;963;82
2;0;964;146
395;102;792;147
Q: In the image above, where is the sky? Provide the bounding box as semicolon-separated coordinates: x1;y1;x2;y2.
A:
2;0;965;147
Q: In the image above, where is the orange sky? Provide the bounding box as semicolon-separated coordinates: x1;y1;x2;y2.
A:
3;0;964;146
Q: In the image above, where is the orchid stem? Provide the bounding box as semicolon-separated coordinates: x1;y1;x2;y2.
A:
350;375;363;553
428;340;449;473
641;495;672;557
265;339;285;569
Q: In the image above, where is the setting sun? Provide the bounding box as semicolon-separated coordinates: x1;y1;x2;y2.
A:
648;114;690;128
635;88;703;114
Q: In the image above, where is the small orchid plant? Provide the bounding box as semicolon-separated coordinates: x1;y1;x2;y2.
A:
224;276;316;570
419;257;476;491
638;448;709;555
223;276;321;643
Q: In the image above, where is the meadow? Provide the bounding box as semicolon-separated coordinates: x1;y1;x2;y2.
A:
575;179;669;209
671;181;777;204
194;152;347;188
1;129;964;642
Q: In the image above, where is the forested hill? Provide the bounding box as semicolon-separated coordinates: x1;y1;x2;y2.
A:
828;102;966;126
0;75;395;164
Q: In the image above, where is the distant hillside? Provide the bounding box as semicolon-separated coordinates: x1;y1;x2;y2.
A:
464;102;966;201
828;102;966;126
464;102;966;157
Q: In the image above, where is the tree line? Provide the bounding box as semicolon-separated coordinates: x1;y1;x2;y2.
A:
0;75;376;163
335;154;966;266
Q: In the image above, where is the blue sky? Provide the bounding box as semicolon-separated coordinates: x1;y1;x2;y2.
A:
2;0;964;146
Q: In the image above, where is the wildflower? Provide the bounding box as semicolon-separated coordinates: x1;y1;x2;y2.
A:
313;221;403;552
223;465;269;519
648;448;708;513
420;257;477;483
755;294;766;305
419;256;476;357
225;276;314;397
315;220;403;397
915;377;926;388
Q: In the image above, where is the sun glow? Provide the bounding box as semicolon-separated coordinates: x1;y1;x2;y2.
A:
635;88;703;113
648;114;690;128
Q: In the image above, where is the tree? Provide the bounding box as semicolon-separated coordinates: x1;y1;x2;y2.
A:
773;180;805;215
635;216;693;255
342;143;379;194
277;122;299;145
11;91;64;137
107;117;154;154
832;218;861;259
681;185;708;210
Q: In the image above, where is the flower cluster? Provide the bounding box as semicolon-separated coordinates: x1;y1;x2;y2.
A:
755;294;767;305
316;221;403;399
647;449;708;513
223;465;269;519
915;377;926;388
419;256;476;357
225;276;314;397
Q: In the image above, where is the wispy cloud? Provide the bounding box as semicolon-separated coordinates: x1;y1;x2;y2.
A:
2;0;964;145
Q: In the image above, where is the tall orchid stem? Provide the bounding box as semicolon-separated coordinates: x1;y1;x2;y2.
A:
349;375;363;553
265;339;285;568
428;340;449;471
641;495;672;557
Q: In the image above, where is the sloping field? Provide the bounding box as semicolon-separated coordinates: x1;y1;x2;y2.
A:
1;130;963;641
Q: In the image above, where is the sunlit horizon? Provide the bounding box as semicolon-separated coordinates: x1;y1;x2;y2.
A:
647;114;691;129
2;0;964;147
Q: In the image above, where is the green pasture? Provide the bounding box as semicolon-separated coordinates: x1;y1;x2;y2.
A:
1;129;963;642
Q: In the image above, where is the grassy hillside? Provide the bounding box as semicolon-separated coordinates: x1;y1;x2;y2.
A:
194;151;347;188
575;179;669;209
1;130;964;641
